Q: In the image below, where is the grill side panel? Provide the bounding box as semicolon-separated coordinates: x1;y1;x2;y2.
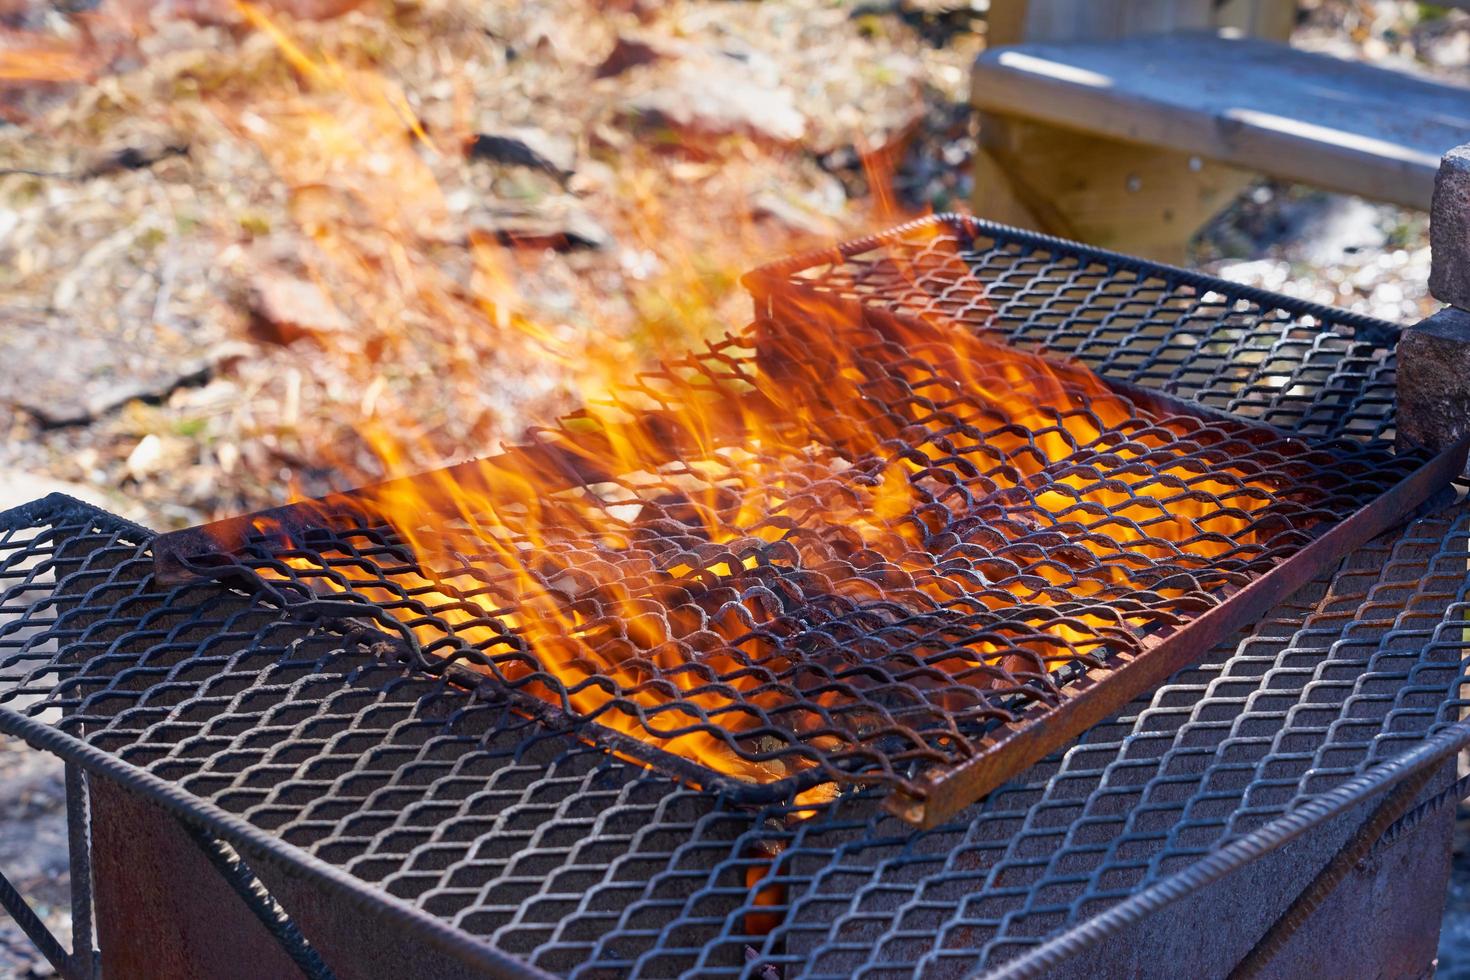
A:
1024;764;1455;980
90;778;308;980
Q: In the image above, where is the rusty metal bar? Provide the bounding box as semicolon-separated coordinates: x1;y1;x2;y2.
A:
63;765;98;980
890;435;1469;827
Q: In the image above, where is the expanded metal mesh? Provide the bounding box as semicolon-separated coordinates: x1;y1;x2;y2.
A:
1;220;1462;977
746;214;1401;444
159;306;1428;822
2;494;1469;978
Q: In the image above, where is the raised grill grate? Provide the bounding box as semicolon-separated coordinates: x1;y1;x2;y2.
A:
2;493;1469;977
152;219;1456;826
744;214;1402;443
2;218;1468;977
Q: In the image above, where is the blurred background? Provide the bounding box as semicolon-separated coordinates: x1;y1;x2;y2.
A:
1;0;1468;974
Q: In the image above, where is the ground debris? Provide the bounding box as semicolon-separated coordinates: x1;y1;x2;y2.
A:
467;128;576;184
248;269;354;345
0;317;237;427
465;198;611;251
0;0;1455;533
621;61;807;145
594;32;669;79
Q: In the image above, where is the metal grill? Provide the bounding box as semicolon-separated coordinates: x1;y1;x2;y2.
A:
2;218;1468;978
150;220;1458;827
744;214;1403;443
3;491;1470;978
151;316;1447;828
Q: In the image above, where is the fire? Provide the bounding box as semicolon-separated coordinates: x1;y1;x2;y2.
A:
218;7;1285;803
0;47;94;83
251;287;1281;794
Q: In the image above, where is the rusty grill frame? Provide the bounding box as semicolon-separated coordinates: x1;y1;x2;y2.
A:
152;216;1465;828
1;218;1469;978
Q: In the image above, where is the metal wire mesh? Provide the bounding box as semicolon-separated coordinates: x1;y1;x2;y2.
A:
156;307;1429;822
745;214;1402;444
1;220;1463;977
2;493;1469;978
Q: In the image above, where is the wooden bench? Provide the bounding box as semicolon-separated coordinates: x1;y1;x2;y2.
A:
972;1;1470;261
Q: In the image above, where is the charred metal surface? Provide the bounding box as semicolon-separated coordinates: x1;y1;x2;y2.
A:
1031;762;1457;980
4;463;1470;978
149;339;1449;826
2;219;1468;976
152;219;1456;826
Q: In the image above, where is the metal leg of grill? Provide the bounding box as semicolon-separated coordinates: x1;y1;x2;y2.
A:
83;757;499;980
0;863;73;977
0;743;328;980
176;822;336;980
63;764;98;980
0;762;100;980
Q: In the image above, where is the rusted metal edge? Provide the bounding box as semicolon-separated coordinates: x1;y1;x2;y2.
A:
148;311;1435;825
150;402;766;585
431;660;836;807
885;435;1470;829
740;211;1405;346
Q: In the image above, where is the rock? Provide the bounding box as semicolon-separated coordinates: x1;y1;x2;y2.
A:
84;136;189;178
467;200;610;251
1286;195;1391;267
467;128;576;183
124;433;166;480
0;315;237;426
247;271;353;346
622;62;806;145
1396;306;1470;460
1431;144;1470;310
595;35;667;79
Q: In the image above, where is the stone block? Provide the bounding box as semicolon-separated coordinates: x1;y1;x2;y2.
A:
1397;306;1470;457
1430;145;1470;310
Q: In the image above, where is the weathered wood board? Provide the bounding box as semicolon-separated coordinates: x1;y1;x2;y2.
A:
973;32;1470;209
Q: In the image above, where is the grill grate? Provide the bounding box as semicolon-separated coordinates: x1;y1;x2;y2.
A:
2;494;1469;977
152;220;1452;825
3;218;1467;977
744;214;1402;444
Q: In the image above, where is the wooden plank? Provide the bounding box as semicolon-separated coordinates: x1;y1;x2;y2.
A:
989;0;1216;44
1213;0;1296;40
985;0;1032;47
972;32;1470;208
986;0;1293;45
974;116;1254;263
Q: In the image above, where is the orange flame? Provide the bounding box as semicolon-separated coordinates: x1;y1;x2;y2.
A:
222;9;1282;800
0;42;99;83
253;293;1279;792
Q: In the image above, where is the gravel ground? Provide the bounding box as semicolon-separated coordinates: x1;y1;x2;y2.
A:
1444;804;1470;980
0;744;69;978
